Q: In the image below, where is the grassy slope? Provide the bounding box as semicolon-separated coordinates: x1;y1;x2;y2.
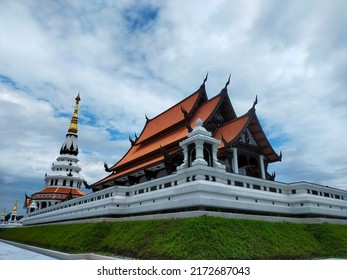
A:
1;216;347;259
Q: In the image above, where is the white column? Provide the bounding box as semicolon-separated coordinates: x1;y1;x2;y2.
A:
259;155;266;179
232;148;239;174
192;139;207;166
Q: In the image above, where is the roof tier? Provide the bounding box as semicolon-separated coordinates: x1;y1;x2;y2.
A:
91;93;224;187
135;88;206;145
214;108;281;162
32;187;85;200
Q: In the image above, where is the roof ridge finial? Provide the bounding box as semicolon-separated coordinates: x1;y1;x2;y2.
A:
203;72;208;85
199;72;209;93
224;74;231;89
252;95;258;108
68;92;81;133
220;74;231;94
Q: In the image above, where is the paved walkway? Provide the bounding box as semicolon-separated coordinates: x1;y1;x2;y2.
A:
0;241;56;260
0;239;122;260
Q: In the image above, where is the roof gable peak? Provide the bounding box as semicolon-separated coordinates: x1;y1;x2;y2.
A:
219;74;231;95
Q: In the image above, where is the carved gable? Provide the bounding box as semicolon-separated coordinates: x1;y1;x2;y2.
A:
238;128;258;147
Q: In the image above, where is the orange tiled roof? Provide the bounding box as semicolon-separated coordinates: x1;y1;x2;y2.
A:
92;94;223;187
112;94;222;171
190;94;222;124
33;187;85;198
214;113;250;148
95;153;166;185
215;110;280;162
114;125;188;171
136;90;202;144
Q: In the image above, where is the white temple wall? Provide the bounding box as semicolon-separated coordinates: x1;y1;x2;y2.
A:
22;165;347;226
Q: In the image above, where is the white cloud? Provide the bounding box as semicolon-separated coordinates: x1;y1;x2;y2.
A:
0;0;346;214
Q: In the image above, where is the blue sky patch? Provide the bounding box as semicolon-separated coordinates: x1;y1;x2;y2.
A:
106;127;130;141
80;110;99;127
55;111;71;119
122;4;159;32
0;75;20;90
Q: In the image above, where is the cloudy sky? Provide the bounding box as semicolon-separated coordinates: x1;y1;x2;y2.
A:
0;0;346;215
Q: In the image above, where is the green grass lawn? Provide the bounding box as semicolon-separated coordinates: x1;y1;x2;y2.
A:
1;216;347;259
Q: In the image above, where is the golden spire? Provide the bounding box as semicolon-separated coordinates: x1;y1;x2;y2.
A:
12;200;18;212
1;208;5;218
68;93;81;133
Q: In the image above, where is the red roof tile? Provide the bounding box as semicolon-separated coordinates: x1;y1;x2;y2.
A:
215;110;280;162
214;113;250;148
95;154;166;185
190;94;222;125
136;90;202;144
92;95;223;187
33;187;85;198
112;94;222;171
113;125;188;170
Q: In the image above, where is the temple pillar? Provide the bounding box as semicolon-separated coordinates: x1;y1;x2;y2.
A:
192;139;207;166
259;155;266;179
232;148;239;174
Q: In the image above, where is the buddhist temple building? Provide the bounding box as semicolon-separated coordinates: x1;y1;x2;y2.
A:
21;75;347;226
24;94;85;213
89;74;281;191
